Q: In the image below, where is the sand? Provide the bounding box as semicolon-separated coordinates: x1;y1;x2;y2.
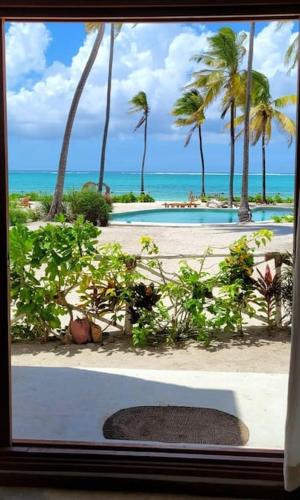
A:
11;327;290;373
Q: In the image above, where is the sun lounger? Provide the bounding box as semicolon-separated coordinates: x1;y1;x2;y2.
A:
163;202;199;208
20;197;32;208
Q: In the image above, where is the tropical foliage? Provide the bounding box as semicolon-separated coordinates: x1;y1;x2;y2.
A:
10;219;289;346
235;71;296;203
172;89;206;196
129;91;150;194
191;27;247;206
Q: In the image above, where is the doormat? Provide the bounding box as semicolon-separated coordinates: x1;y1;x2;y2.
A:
103;406;249;445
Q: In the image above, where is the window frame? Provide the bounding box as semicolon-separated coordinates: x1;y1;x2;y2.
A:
1;1;299;496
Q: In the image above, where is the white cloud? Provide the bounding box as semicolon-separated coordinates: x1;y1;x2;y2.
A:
6;21;298;144
6;22;52;86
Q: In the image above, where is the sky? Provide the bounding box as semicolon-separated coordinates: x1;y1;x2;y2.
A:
5;20;298;174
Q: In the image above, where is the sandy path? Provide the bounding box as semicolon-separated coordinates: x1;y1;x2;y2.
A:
11;328;290;373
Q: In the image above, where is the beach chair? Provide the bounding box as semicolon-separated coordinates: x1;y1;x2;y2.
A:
20;197;32;208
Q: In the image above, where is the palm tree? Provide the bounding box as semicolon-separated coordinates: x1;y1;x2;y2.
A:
172;89;206;197
239;21;256;223
48;23;105;219
277;21;299;73
236;72;296;204
129;91;149;194
191;27;247;206
98;23;123;193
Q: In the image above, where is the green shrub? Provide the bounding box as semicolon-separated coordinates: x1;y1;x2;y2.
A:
22;191;50;201
9;193;22;202
68;190;111;226
137;193;155;202
36;194;69;219
112;192;138;203
37;194;53;215
9;225;276;346
9;207;30;226
281;253;293;324
10;218;100;341
272;214;294;223
112;192;155;203
29;209;43;222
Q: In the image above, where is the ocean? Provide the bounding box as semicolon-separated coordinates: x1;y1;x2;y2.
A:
8;171;295;200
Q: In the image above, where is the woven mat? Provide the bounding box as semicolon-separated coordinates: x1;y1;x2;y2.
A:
103;406;249;446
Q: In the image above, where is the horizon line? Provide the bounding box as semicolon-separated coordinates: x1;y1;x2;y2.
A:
8;170;295;176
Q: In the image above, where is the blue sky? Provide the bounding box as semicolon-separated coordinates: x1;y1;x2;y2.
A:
5;20;298;173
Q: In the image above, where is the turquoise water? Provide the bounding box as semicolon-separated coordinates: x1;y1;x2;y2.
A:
111;207;293;224
9;171;295;201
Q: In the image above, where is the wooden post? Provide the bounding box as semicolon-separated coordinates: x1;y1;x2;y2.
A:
265;252;283;327
124;307;133;336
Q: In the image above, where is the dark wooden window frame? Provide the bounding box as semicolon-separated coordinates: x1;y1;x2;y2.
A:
1;1;300;497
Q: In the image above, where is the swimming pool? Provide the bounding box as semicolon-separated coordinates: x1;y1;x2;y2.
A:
111;207;293;225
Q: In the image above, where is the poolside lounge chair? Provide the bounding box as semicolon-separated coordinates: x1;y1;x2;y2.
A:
163;201;199;208
20;197;32;208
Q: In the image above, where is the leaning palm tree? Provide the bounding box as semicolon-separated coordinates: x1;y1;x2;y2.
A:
129;91;149;194
191;27;247;206
236;72;296;204
98;23;123;193
172;89;206;197
239;21;256;223
48;23;105;219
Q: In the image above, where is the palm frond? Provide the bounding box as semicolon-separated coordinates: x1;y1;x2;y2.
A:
133;115;146;131
264;117;272;144
85;22;103;33
273;94;297;108
284;34;299;73
114;23;123;39
251;71;271;105
220;98;232;119
184;125;198;147
174;117;192;127
273;110;296;146
129;91;149;114
226;114;245;129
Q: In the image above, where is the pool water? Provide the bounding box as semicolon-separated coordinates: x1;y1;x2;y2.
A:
111;207;293;224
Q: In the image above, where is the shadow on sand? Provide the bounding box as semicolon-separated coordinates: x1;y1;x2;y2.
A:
12;365;243;444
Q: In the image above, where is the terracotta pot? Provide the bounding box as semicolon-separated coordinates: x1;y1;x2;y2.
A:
91;323;103;344
70;317;91;344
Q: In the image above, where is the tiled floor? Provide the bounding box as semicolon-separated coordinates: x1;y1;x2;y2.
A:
12;367;288;449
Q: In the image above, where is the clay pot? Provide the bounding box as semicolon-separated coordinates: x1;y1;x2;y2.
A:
91;323;103;344
70;317;91;344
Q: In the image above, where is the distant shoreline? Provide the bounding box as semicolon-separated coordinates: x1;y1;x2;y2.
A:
9;170;295;176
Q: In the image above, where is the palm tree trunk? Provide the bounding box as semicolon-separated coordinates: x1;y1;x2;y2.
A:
140;113;148;194
98;23;115;193
48;25;105;220
239;21;255;222
229;100;235;207
262;128;267;203
198;125;206;197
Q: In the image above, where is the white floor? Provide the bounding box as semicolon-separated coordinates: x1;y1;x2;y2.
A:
12;367;288;449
